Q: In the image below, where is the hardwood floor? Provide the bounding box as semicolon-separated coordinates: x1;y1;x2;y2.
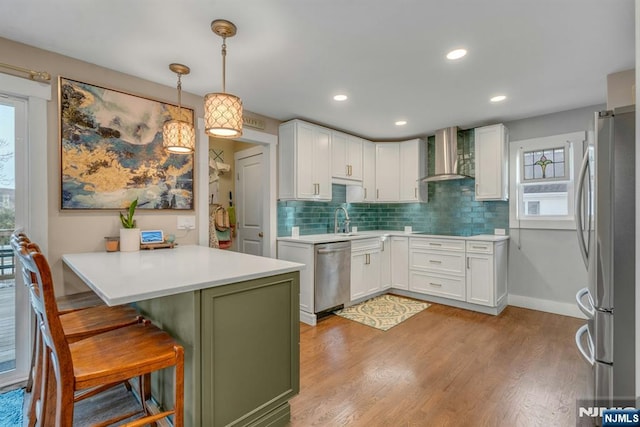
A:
290;303;588;427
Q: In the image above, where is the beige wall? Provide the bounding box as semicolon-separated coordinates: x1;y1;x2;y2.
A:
0;36;280;294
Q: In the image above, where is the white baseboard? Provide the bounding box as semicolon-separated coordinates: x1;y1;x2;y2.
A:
508;294;587;319
300;310;317;326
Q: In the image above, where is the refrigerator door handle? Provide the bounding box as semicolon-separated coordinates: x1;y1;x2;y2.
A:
575;324;595;366
576;287;595;318
575;148;590;268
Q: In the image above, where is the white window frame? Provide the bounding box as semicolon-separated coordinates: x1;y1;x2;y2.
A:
509;131;586;230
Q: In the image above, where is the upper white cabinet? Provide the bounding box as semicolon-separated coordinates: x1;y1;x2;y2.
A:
332;131;363;183
399;139;427;202
375;143;400;202
361;140;376;202
279;120;332;201
474;124;508;201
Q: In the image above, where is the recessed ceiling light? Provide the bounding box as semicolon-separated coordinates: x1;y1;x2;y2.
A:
333;94;348;101
490;95;507;103
395;120;407;126
446;48;467;60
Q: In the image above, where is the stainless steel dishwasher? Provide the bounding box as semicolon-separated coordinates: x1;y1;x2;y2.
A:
314;241;351;313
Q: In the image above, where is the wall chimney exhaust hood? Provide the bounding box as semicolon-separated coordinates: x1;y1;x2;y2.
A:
420;126;472;182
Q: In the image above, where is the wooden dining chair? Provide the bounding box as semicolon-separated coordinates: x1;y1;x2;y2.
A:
13;239;184;426
10;232;145;425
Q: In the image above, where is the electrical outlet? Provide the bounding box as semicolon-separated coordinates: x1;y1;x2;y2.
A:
177;215;196;230
494;228;506;235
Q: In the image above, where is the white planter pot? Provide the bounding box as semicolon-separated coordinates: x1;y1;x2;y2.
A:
119;228;140;252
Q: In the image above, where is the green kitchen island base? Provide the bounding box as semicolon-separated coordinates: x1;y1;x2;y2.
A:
135;272;300;427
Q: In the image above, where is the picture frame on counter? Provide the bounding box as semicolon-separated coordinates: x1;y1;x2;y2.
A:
59;77;195;210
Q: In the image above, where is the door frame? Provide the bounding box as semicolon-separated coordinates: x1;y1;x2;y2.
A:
234;145;266;256
0;73;50;387
197;123;278;257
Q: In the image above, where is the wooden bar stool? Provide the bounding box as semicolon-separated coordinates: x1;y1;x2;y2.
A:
10;233;144;426
14;239;184;426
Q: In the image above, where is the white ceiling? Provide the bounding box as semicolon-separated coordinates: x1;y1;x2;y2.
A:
0;0;635;139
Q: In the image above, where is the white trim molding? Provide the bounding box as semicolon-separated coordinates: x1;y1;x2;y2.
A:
508;293;586;319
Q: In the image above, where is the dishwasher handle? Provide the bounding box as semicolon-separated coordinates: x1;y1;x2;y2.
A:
317;247;350;254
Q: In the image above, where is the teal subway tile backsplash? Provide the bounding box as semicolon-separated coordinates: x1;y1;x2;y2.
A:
277;181;508;237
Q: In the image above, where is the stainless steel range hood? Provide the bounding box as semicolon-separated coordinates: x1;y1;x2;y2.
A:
420;126;472;182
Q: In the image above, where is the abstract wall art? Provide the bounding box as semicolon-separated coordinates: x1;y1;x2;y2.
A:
59;77;195;210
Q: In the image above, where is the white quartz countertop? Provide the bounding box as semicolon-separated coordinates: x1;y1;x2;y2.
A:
63;245;304;306
277;230;509;244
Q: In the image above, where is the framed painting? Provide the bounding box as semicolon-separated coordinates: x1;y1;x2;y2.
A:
59;77;194;210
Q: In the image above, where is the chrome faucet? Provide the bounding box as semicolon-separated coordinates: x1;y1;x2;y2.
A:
334;206;351;234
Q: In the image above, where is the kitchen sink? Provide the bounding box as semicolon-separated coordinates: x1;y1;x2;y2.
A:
334;232;359;237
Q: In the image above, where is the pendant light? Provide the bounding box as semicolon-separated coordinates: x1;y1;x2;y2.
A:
163;63;196;153
204;19;243;138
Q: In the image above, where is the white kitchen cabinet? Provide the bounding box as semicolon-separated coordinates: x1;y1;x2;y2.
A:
362;140;376;202
474;124;508;201
380;236;391;289
390;236;408;289
278;119;332;201
351;238;382;301
399;139;427;202
276;241;315;316
409;237;466;301
375;143;400;202
465;240;508;307
332;131;363;183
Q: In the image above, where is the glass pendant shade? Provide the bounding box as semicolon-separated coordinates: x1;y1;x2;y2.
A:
204;92;243;138
163;119;196;153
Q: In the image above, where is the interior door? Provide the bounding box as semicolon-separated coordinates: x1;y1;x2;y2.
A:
236;150;263;256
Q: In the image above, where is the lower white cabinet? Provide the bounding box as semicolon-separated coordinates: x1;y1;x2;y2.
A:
465;240;508;307
390;236;408;289
351;238;382;301
408;237;508;313
276;241;315;314
380;237;391;289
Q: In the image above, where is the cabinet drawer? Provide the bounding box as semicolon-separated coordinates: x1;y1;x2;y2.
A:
351;238;381;252
410;238;465;252
410;249;465;275
466;241;493;254
409;271;465;301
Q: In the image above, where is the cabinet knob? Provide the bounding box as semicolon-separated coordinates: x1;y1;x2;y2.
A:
258;232;264;238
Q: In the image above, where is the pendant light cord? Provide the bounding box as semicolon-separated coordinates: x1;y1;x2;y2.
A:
221;37;227;93
177;73;183;117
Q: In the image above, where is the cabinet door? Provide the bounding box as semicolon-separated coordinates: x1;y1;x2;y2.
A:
331;131;349;179
364;250;382;296
314;126;332;200
380;238;391;289
466;253;494;306
362;140;376;202
399;139;420;202
390;237;409;289
347;135;363;181
296;123;317;199
350;252;367;301
375;143;400;201
475;124;508;201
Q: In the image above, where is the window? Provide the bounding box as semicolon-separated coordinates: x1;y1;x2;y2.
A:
509;131;587;229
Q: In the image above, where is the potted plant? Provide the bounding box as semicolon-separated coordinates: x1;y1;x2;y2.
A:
119;198;140;252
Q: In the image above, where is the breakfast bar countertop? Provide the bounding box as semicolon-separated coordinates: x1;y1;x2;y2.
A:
62;244;304;306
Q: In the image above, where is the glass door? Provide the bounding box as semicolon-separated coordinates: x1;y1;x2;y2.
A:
0;94;29;387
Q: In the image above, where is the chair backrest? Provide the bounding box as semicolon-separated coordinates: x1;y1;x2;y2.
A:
11;236;73;382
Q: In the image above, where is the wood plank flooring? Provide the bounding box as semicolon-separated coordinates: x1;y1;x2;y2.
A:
290;303;588;427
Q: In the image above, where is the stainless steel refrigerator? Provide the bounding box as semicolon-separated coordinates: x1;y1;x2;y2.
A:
575;105;636;419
